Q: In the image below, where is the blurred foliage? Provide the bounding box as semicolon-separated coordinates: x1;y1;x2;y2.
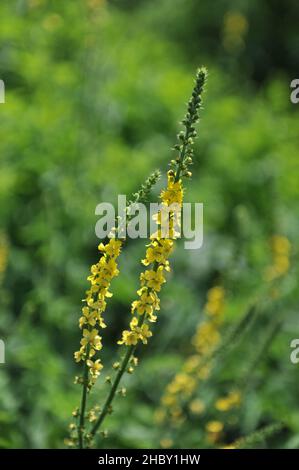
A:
0;0;298;449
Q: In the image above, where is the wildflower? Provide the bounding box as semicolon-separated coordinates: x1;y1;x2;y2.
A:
131;287;160;320
98;239;122;258
139;324;153;344
118;175;182;349
158;285;225;426
75;237;123;385
206;420;224;433
140;266;166;292
142;239;174;266
264;235;291;281
80;328;102;350
206;286;225;308
74;347;86;363
82;68;207;446
206;420;224;444
86;359;103;378
72;171;162;449
160;176;183;206
215;390;241;412
118;318;153;346
117;330;139;346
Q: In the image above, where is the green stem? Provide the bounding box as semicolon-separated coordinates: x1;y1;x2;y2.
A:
78;349;90;449
91;267;157;439
90;344;136;437
174;122;191;183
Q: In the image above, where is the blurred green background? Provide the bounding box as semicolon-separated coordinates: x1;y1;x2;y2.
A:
0;0;298;449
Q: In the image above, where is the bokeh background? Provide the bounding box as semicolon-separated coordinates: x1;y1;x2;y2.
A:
0;0;298;449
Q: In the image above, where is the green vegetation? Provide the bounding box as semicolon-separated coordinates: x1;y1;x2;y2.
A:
0;0;298;449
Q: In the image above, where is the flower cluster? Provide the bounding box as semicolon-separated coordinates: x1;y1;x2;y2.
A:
74;238;122;383
203;390;241;444
192;286;225;354
69;68;207;448
215;389;241;412
118;172;183;347
205;420;224;444
157;286;225;427
204;390;241;444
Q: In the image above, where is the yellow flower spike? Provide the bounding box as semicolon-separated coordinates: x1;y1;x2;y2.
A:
84;68;207;446
159;285;225;424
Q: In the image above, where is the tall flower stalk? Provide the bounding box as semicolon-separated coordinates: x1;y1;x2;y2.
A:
69;68;207;448
69;170;161;449
89;68;207;444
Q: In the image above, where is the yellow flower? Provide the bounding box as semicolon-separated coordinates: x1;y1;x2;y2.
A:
139;324;152;344
80;328;102;350
142;239;174;266
215;390;241;411
140;267;166;292
131;287;160;321
86;359;103;377
131;297;154;316
192;322;221;354
205;286;225;317
98;238;122;258
99;257;120;279
74;347;86;363
118;173;183;350
160;173;183;206
206;420;224;444
206;420;224;433
117;330;139;346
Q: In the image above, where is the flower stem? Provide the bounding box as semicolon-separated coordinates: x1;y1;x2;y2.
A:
78;348;90;449
90;343;135;437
